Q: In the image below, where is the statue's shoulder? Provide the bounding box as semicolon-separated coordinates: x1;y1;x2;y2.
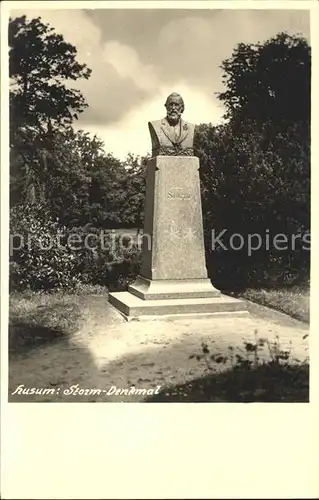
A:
148;119;165;129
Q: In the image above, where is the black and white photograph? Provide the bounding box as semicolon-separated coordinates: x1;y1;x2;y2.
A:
6;3;311;404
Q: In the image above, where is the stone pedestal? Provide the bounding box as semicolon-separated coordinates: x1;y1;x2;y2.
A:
108;156;248;320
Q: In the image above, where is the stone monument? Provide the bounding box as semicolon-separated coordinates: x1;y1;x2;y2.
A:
108;93;247;320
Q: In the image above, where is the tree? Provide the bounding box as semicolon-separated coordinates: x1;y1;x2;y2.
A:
218;32;310;130
9;15;91;133
36;129;147;229
195;33;310;289
9;16;92;203
120;154;148;231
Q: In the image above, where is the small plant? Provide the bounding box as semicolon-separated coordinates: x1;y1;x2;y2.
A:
189;340;229;372
189;329;296;373
266;335;292;365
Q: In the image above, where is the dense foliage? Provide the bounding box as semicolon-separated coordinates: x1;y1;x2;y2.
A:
195;33;310;289
10;203;142;291
9;17;310;291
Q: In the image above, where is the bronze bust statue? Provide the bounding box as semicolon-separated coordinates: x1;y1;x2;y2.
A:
148;92;195;156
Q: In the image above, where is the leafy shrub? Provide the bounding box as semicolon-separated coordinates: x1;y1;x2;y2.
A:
10;205;142;292
68;225;142;288
10;203;81;291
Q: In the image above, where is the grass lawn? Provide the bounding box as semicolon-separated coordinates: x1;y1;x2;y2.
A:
239;286;310;323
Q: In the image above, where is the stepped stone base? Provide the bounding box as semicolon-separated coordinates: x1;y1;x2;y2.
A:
128;276;221;300
108;290;248;322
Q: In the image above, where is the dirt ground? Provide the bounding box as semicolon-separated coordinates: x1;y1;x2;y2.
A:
8;296;309;402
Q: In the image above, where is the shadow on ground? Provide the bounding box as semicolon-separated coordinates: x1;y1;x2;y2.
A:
145;362;309;403
93;333;309;403
9;302;83;358
9;322;67;356
9;329;309;403
9;337;101;403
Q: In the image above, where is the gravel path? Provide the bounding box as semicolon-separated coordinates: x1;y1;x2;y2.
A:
9;296;309;402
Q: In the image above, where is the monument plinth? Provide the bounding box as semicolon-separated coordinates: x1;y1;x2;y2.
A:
108;93;247;320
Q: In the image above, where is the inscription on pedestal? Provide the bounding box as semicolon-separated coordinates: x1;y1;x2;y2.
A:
167;187;191;200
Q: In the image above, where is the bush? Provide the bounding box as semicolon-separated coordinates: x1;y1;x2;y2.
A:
69;225;142;289
10;205;142;292
10;203;81;291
